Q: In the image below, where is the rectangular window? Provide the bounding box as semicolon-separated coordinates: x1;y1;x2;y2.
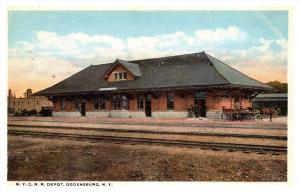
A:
123;72;127;80
100;98;106;109
94;100;99;110
75;98;80;110
113;72;128;81
233;97;241;110
60;98;65;110
122;95;128;109
137;96;144;110
113;95;121;110
167;94;174;110
118;73;123;80
94;98;106;110
113;95;128;110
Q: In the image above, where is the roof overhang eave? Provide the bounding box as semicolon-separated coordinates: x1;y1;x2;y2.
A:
33;83;274;97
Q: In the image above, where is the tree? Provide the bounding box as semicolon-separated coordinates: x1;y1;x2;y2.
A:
265;81;287;93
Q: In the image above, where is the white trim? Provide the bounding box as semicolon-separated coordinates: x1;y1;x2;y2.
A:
52;111;81;117
152;111;187;119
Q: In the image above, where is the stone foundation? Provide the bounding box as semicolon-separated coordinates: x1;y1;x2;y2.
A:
52;111;81;117
151;111;188;119
206;110;223;119
86;111;109;117
109;110;130;118
129;111;146;118
53;110;225;119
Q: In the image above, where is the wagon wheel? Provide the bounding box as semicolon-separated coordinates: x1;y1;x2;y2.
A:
226;114;233;121
254;114;263;121
245;114;254;120
221;113;226;120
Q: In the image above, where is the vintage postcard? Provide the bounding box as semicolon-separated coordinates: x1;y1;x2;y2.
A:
1;0;299;192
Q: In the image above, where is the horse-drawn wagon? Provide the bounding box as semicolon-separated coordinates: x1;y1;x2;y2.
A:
222;108;263;121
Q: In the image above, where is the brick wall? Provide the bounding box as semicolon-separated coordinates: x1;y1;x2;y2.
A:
53;98;60;112
174;94;194;111
206;94;232;110
129;96;139;111
241;98;252;109
151;92;194;112
64;99;74;112
52;98;78;112
86;99;92;111
52;90;252;114
153;93;167;111
105;100;112;110
206;92;252;111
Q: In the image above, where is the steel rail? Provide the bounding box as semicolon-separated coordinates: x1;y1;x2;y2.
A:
8;130;287;154
8;124;287;140
8;119;287;130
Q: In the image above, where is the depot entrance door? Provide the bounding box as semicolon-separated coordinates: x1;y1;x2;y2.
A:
80;102;86;116
194;92;206;117
145;95;152;117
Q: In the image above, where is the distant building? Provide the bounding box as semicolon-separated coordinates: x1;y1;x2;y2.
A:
252;93;287;116
8;89;53;114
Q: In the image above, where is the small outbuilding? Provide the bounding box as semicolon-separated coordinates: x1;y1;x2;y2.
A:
252;93;288;116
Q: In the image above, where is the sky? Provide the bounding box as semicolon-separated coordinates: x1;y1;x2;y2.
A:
8;11;288;97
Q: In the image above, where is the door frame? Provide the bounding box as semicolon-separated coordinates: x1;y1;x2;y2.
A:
194;92;206;117
145;95;152;117
80;102;86;116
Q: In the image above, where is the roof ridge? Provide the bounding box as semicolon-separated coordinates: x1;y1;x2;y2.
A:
203;53;231;85
93;51;206;66
204;52;272;89
130;51;206;63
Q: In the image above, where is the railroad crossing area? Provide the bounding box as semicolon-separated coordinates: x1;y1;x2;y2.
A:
8;116;287;154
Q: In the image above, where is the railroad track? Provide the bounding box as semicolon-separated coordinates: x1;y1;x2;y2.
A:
8;124;287;140
8;120;287;130
8;129;287;154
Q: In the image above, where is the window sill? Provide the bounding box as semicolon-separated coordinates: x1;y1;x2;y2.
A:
111;79;127;81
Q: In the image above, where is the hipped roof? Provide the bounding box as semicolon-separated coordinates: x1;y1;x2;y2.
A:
34;51;272;96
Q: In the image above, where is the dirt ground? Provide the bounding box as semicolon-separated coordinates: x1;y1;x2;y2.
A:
7;135;287;181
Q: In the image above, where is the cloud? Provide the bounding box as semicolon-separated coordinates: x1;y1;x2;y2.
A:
193;26;247;44
218;37;288;83
9;26;247;63
8;26;287;97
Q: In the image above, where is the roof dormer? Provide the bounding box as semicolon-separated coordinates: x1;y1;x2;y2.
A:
103;59;142;82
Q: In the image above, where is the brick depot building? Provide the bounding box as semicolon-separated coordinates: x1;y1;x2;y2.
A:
35;52;271;119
